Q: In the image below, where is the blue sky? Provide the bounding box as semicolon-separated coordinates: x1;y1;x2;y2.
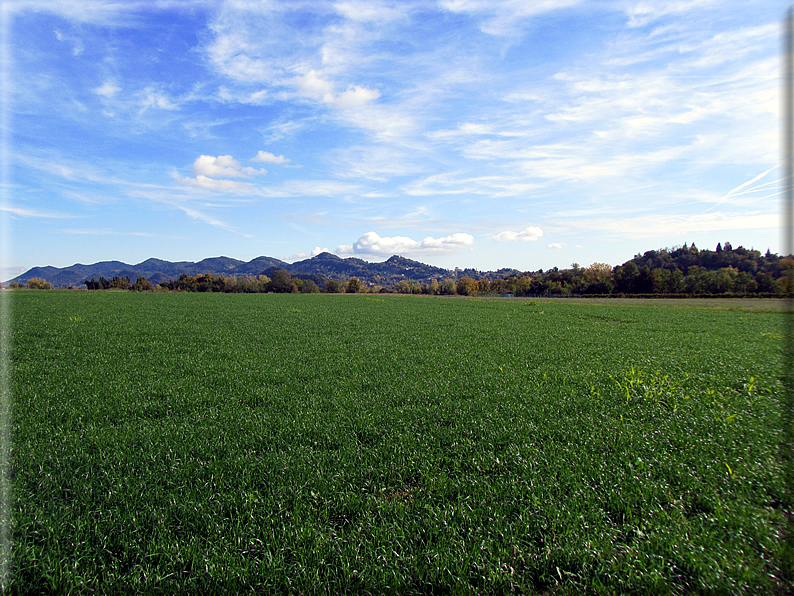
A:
0;0;785;280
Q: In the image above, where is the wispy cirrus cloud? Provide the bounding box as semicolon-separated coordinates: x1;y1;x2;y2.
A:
493;226;543;242
0;205;75;219
440;0;582;37
180;175;255;192
9;0;784;275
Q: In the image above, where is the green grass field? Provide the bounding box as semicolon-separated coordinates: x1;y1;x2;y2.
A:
7;291;791;593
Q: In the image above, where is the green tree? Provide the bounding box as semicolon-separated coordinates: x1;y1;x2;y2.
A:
268;269;294;293
707;267;737;294
614;262;639;293
685;266;708;294
669;269;685;293
300;279;320;294
440;279;456;295
755;272;776;294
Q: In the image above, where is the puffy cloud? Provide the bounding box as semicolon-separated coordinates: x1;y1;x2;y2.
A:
296;70;335;101
251;150;289;164
289;246;331;260
331;85;381;108
548;242;564;249
337;231;474;256
295;70;380;108
179;175;253;191
492;226;543;241
192;155;265;178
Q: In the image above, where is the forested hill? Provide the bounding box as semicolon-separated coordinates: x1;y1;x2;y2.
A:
625;242;780;277
6;252;452;288
276;252;450;284
8;255;290;288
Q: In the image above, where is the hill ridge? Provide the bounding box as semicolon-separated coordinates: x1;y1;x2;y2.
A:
6;253;453;288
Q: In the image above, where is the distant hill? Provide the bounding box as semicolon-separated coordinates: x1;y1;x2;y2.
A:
7;256;291;288
6;253;453;288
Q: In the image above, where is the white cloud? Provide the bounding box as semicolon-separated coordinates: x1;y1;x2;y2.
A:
251;150;289;164
626;0;720;28
331;85;381;108
139;87;179;111
192;155;265;178
94;81;120;98
440;0;582;36
296;70;336;101
493;226;544;241
337;230;474;256
331;144;424;180
548;242;564;249
295;70;380;108
333;1;406;23
288;246;331;260
403;171;544;197
179;175;254;191
0;204;73;218
176;204;249;235
257;179;361;198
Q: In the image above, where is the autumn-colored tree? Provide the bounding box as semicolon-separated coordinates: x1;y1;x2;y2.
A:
27;278;52;290
455;277;478;296
584;263;612;284
347;277;361;293
395;280;414;294
583;263;613;294
108;276;131;290
131;276;154;292
324;279;343;293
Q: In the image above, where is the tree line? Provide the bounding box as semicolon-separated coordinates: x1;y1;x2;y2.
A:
12;242;793;297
